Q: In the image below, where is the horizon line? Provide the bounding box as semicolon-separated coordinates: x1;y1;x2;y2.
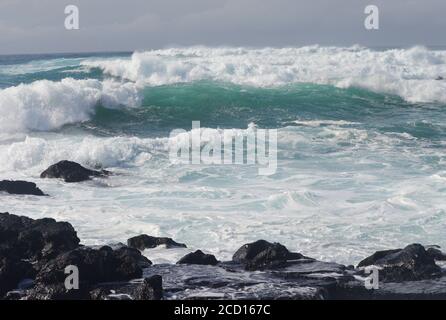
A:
2;44;446;57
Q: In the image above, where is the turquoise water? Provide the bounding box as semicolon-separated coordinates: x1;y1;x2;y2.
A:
0;47;445;264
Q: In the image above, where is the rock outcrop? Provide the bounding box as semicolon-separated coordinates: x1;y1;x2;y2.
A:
232;240;306;270
0;212;80;261
1;213;446;300
0;180;45;196
357;243;442;282
127;234;187;250
177;250;219;266
40;160;110;183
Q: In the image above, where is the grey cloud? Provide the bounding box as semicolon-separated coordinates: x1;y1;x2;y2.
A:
0;0;445;54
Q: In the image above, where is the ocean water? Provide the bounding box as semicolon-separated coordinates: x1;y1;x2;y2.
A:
0;46;446;265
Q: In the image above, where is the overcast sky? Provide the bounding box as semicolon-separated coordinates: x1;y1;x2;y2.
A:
0;0;445;54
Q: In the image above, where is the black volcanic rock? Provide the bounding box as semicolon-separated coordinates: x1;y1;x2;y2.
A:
26;245;152;300
25;283;91;300
177;250;219;266
0;212;80;261
88;288;111;300
144;261;348;300
233;240;305;270
4;210;446;301
357;244;442;282
0;180;45;196
426;247;446;261
133;275;163;300
40;160;110;183
127;234;187;250
36;246;152;287
0;257;35;297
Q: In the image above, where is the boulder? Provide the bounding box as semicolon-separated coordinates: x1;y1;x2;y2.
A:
0;180;45;196
40;160;110;183
127;234;187;250
357;244;442;282
177;250;219;266
233;240;305;270
0;212;80;262
35;246;152;287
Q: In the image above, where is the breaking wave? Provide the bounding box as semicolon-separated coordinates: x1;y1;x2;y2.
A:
0;78;141;132
1;45;446;134
82;45;446;103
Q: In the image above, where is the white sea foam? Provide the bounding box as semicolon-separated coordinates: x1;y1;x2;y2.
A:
293;120;360;127
0;125;266;174
82;45;446;103
0;78;141;132
1;124;445;265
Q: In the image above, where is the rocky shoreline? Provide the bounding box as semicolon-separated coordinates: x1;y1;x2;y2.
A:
1;211;445;300
1;161;446;300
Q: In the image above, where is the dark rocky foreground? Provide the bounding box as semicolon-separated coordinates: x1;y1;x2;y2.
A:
1;212;446;300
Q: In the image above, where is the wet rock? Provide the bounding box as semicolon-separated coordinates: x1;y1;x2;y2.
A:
40;160;110;183
25;283;91;300
337;275;446;300
127;234;187;250
144;261;348;300
36;246;152;286
177;250;219;266
133;275;163;300
357;248;401;267
0;257;35;297
232;240;305;270
0;180;45;196
89;288;111;300
24;245;152;300
3;291;25;300
86;276;163;301
0;212;80;262
426;247;446;261
357;244;442;282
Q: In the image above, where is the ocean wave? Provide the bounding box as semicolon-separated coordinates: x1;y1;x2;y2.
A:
1;45;446;134
0;126;261;173
0;58;84;76
0;135;166;174
81;45;446;103
0;123;425;176
0;78;141;132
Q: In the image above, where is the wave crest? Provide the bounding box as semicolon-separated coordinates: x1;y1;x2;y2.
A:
0;78;141;132
82;45;446;103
